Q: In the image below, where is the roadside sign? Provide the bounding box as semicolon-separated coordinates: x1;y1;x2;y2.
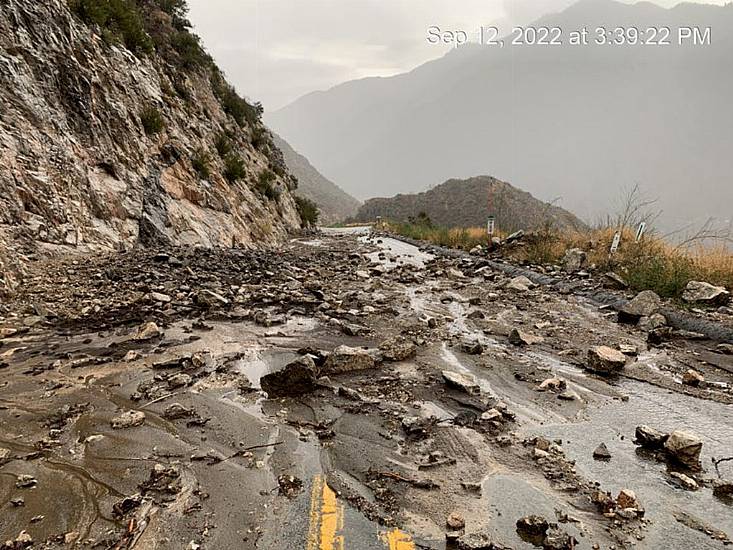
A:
610;231;621;253
635;222;647;242
487;216;495;236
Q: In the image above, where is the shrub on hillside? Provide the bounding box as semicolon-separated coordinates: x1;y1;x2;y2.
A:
256;170;280;201
140;106;164;135
223;154;246;183
191;149;210;179
295;196;319;226
69;0;153;54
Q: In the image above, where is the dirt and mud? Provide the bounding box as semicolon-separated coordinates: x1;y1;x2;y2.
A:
1;228;732;549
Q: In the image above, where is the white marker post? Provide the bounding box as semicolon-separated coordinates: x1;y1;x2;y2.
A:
610;231;621;254
635;222;647;242
487;216;495;236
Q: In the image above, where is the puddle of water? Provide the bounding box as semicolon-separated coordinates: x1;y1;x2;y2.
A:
231;348;301;388
530;378;733;548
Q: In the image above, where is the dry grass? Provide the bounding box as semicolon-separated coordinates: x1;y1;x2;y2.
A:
389;221;733;299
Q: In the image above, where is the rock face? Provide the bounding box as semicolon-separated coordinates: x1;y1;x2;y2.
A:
587;346;627;374
682;281;730;305
0;0;302;296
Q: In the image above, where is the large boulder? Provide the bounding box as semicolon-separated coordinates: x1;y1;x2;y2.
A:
682;281;730;305
587;346;627;374
618;290;661;324
261;356;319;397
379;337;416;362
561;248;587;273
664;430;703;468
323;346;377;374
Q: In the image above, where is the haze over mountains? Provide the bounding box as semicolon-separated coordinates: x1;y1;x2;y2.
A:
268;0;733;232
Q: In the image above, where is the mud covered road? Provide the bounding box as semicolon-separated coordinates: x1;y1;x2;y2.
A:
0;228;732;549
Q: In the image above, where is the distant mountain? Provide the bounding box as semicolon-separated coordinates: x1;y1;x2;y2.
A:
352;176;587;232
272;134;360;224
268;0;733;232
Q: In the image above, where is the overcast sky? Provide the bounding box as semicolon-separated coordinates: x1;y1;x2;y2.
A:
188;0;726;111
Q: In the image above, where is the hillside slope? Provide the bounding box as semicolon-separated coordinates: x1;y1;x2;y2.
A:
353;176;587;232
268;0;733;232
0;0;302;295
272;134;360;224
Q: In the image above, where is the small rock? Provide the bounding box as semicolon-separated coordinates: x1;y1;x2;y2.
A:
618;290;661;323
664;430;703;468
195;289;229;308
516;515;549;538
162;403;194;420
604;271;629;289
670;472;698;490
537;378;566;392
15;475;37;489
638;313;667;331
261;356;319;397
716;343;733;355
682;281;730;305
277;474;303;498
379;337;417;362
111;410;146;429
442;370;481;395
712;479;733;498
682;369;704;387
561;248;586;273
587;346;626;374
506;275;534;292
509;328;544;346
593;443;612;460
616;489;639;510
446;512;466;530
0;447;10;461
123;350;142;362
461;339;484;355
635;425;669;449
323;346;376;374
557;389;580;401
167;373;192;388
133;321;163;341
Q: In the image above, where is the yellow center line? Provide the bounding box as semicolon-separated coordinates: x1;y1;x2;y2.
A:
306;474;345;550
380;528;416;550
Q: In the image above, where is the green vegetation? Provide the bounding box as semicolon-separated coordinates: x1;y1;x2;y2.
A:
69;0;153;54
211;72;263;127
251;127;267;150
256;170;279;201
140;106;164;135
191;149;211;180
214;133;233;158
295;196;320;227
388;215;487;252
223;154;246;183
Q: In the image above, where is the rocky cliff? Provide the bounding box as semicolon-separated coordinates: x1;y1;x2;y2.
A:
353;176;587;232
272;133;360;225
0;0;302;296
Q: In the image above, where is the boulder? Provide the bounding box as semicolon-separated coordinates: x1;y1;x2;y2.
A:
537;378;566;392
635;425;669;449
618;290;661;323
664;430;703;468
442;370;481;395
587;346;626;374
261;356;319;397
516;515;549;538
508;328;544;346
604;272;629;289
682;281;730;305
195;289;229;308
561;248;586;273
323;346;376;374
